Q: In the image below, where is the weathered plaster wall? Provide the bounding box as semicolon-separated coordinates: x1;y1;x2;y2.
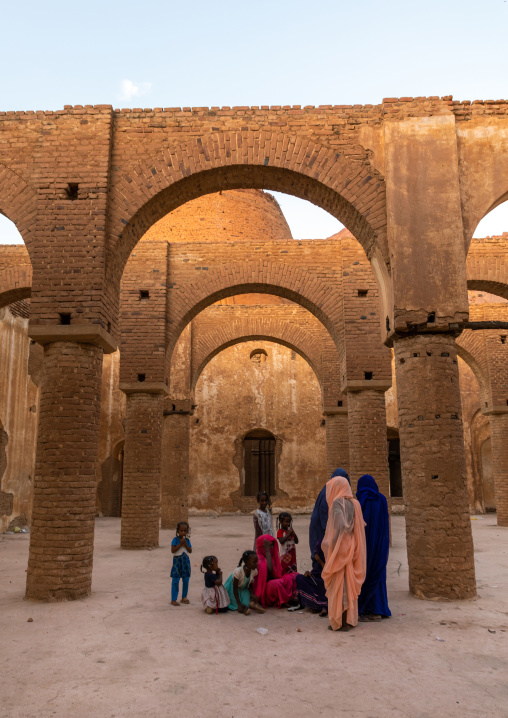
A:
188;340;326;514
0;306;39;532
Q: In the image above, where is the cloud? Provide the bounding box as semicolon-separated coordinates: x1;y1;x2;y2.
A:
119;79;152;102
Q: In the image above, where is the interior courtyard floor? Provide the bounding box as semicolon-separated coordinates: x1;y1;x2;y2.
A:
1;514;507;718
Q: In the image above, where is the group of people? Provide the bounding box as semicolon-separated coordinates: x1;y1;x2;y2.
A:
169;468;391;632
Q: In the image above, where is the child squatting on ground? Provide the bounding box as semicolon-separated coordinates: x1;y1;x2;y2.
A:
170;521;192;606
201;555;230;614
223;550;265;615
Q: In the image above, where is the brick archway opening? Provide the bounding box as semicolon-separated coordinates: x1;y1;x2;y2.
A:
191;334;325;399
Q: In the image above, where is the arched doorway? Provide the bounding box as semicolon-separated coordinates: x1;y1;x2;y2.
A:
243;429;276;497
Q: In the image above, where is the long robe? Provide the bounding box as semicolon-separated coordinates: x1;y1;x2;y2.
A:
357;475;391;617
322;476;366;629
309;468;350;558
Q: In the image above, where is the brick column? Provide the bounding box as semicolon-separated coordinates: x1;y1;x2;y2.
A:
393;334;476;600
345;389;390;498
121;391;164;549
25;341;104;601
323;408;350;477
161;401;192;529
486;411;508;526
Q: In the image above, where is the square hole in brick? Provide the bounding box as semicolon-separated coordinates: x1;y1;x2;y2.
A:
66;183;79;200
137;373;146;382
59;313;71;325
501;335;507;344
337;400;343;407
364;371;373;380
357;289;368;297
139;290;150;300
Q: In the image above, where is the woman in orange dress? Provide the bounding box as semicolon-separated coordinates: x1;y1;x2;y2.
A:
322;475;367;631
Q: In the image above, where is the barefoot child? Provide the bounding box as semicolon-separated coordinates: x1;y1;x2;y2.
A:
253;491;274;545
170;521;192;606
277;512;299;574
201;555;230;614
224;550;265;615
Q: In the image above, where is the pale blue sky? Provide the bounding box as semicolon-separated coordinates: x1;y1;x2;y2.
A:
1;0;507;242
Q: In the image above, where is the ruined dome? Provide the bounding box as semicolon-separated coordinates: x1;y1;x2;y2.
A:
141;189;293;243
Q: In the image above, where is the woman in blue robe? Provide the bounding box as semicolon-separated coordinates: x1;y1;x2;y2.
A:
356;474;391;620
308;468;349;558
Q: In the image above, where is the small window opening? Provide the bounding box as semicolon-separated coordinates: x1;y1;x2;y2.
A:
172;404;176;411
337;400;343;407
66;183;79;200
364;371;373;380
139;290;150;300
501;336;507;344
250;349;267;364
244;429;276;497
137;373;146;382
357;289;368;297
59;313;71;325
427;312;436;323
386;316;391;332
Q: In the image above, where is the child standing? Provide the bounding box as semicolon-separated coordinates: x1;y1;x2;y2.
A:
223;550;265;615
170;521;192;606
201;555;230;614
277;512;299;574
253;491;274;546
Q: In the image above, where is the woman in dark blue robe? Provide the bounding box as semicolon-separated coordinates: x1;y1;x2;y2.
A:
309;468;349;559
356;474;391;620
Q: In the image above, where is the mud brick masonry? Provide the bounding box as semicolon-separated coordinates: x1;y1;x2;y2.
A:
0;97;508;603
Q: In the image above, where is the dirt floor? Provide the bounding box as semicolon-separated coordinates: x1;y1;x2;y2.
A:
1;514;507;718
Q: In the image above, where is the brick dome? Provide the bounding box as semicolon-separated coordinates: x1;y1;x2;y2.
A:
141;189;293;243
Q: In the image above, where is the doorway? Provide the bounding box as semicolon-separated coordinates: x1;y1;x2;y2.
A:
244;429;276;496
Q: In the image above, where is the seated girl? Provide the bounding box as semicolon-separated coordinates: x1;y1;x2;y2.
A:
223;550;265;615
294;539;328;617
253;535;297;608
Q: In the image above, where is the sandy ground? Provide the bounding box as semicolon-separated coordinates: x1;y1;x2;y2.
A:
1;514;507;718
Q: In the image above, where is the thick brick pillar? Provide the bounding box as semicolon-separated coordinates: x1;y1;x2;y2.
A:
25;341;104;601
487;412;508;526
346;389;390;498
121;392;164;549
393;334;476;600
161;406;191;529
324;409;350;478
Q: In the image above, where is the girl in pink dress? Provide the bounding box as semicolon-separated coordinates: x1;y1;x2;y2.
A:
253;534;297;608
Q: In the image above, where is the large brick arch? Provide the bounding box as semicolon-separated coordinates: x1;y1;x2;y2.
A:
166;259;343;358
0;164;37;251
110;132;387;276
456;334;490;403
190;314;341;402
0;266;32;309
467;236;508;299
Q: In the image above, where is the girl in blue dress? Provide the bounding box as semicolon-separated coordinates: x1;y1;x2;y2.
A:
170;521;192;606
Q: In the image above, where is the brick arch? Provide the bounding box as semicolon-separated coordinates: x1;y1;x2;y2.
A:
456;336;490;404
110;132;387;276
190;313;341;399
0;164;37;252
0;266;32;309
166;260;343;358
467;236;508;300
194;335;324;397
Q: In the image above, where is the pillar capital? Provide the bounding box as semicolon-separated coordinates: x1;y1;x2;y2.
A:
28;324;117;354
341;380;391;393
119;382;169;396
322;406;348;416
